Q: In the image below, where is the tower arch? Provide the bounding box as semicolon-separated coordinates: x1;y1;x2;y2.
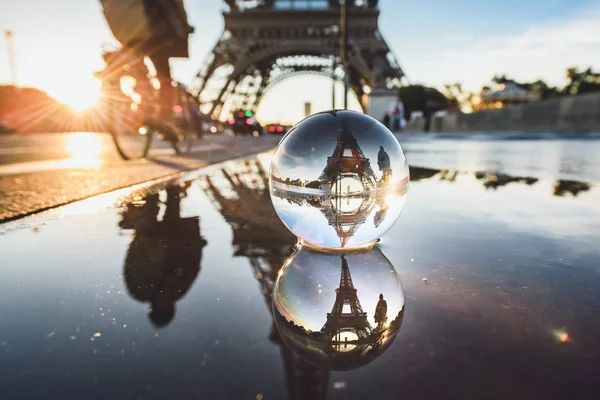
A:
191;0;404;120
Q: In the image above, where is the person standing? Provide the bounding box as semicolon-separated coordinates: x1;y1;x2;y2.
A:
382;112;391;130
377;146;392;181
374;293;388;329
389;96;405;132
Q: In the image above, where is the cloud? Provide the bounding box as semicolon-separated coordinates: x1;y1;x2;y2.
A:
444;34;475;44
411;4;600;91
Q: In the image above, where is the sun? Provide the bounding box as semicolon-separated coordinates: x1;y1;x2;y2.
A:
48;76;102;113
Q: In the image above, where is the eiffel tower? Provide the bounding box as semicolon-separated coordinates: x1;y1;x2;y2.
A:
322;255;372;342
317;119;378;246
318;118;377;189
190;0;405;120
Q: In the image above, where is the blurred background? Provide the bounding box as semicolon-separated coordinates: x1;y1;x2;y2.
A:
1;0;599;222
1;0;598;129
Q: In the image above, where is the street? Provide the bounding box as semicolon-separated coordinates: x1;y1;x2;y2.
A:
0;132;282;222
0;132;238;172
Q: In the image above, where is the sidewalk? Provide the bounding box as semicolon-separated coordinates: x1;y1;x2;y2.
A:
0;134;282;222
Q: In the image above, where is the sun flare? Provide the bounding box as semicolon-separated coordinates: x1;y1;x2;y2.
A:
48;77;102;113
66;132;103;159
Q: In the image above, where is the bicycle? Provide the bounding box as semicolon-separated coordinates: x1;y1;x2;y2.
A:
94;46;199;160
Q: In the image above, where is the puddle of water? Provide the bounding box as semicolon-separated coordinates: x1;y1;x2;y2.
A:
1;151;599;399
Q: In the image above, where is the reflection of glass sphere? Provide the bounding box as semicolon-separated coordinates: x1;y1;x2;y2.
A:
269;110;409;250
273;246;405;370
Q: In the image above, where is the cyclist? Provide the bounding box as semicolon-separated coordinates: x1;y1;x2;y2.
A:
99;0;194;124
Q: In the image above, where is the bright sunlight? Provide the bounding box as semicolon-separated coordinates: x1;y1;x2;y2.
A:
46;75;102;113
66;132;103;159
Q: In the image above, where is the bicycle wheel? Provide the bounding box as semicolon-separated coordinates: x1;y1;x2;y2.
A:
170;89;193;154
108;101;152;160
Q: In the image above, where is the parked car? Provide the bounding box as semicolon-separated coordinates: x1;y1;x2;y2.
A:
266;123;289;134
227;110;263;136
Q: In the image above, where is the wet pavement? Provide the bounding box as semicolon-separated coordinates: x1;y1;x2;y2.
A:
0;133;282;222
1;134;600;399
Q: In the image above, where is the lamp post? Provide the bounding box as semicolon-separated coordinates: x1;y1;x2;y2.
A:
5;30;17;85
331;57;337;109
340;0;349;109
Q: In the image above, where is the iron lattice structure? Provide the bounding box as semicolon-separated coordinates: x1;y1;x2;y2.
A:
318;120;376;188
317;121;378;246
191;0;404;120
322;255;372;341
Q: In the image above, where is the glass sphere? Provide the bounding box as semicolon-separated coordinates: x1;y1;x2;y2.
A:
269;110;409;250
273;246;405;370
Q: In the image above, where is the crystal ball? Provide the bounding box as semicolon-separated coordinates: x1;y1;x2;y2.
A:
269;110;409;250
273;246;405;370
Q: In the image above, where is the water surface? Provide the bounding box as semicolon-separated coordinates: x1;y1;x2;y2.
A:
1;136;599;399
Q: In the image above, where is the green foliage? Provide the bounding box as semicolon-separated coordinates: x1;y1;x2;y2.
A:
491;75;561;99
398;84;448;119
442;83;471;110
563;67;600;95
490;66;600;99
442;66;600;112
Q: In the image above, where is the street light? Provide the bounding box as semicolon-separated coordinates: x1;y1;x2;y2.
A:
4;30;17;85
331;56;337;109
340;1;349;109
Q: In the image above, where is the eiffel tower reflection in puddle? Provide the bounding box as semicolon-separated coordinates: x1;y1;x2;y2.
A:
273;247;405;371
203;157;404;394
322;255;373;348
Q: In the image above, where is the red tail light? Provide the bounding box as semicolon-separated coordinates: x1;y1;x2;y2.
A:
276;126;283;132
245;118;253;125
228;118;235;125
269;126;275;132
172;104;183;113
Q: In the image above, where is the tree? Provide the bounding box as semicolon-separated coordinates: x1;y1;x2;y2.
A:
490;75;560;100
442;82;472;112
530;80;561;100
398;85;448;119
563;67;600;95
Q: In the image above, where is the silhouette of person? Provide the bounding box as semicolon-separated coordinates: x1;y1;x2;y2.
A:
377;146;392;181
373;206;388;229
382;113;391;129
374;293;388;328
389;96;405;131
122;183;207;327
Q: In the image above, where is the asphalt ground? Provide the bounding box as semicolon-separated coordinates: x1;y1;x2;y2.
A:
0;132;282;222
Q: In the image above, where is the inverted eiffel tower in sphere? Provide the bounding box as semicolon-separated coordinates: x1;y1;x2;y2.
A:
318;119;376;189
317;119;378;246
191;0;405;120
322;255;372;341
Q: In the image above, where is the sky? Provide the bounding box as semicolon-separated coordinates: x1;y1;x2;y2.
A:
0;0;599;123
